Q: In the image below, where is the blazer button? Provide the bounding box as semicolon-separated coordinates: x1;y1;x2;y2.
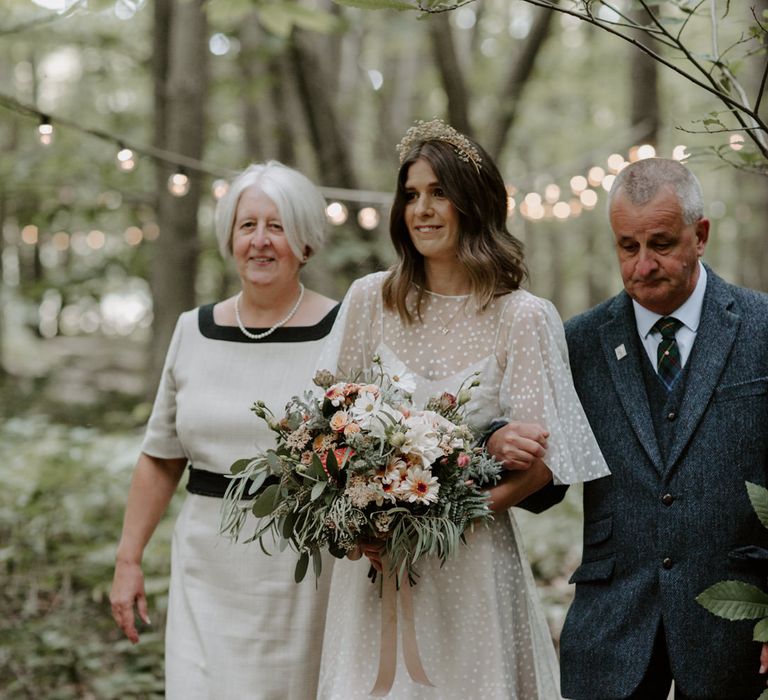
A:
667;411;677;421
662;557;673;569
661;493;674;506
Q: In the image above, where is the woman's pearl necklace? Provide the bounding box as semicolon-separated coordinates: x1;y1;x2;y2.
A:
234;284;305;340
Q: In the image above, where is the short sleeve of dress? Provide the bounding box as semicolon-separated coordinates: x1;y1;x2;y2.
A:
315;272;385;378
141;313;187;459
495;293;610;485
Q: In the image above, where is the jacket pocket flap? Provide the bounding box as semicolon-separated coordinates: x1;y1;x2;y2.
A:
584;514;613;546
568;557;615;584
715;377;768;402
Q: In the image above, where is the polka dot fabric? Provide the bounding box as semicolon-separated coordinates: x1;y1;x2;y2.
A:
315;272;609;699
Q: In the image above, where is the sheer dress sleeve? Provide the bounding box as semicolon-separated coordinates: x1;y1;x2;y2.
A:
315;272;385;378
495;293;609;485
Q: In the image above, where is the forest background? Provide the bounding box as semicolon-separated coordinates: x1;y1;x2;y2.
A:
0;0;766;697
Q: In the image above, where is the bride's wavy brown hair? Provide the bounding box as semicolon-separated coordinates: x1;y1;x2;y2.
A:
382;138;528;324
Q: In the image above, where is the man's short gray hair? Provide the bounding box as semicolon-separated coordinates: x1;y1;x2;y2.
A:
214;161;327;261
608;158;704;225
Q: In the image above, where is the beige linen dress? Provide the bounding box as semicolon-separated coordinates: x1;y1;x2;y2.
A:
142;303;338;700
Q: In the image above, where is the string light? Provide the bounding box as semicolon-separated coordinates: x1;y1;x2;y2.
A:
587;166;605;187
168;169;190;197
544;184;561;203
637;144;656;159
729;134;745;151
212;179;229;199
580;189;598;208
552;201;571;220
672;144;689;161
602;174;616;192
116;145;136;172
357;207;380;230
21;225;39;245
38;116;53;146
326;202;348;225
570;176;588;194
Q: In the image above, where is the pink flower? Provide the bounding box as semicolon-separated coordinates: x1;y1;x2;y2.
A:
457;453;471;468
329;410;349;432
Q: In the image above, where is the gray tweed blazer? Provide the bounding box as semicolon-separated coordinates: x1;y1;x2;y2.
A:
558;266;768;699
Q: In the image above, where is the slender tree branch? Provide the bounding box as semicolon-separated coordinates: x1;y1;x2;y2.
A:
416;0;477;14
754;48;768;115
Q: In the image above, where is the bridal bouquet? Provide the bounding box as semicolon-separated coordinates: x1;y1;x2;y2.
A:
220;358;502;584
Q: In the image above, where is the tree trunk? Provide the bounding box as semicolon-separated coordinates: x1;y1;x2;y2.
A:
428;13;472;136
629;7;660;147
238;12;264;161
148;0;209;395
489;3;558;160
288;28;356;188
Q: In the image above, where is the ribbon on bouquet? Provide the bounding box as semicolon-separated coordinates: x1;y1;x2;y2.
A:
370;562;435;696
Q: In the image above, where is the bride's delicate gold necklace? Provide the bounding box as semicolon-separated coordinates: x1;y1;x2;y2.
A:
432;298;467;335
234;284;305;340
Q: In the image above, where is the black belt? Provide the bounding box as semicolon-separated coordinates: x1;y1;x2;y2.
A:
186;466;255;499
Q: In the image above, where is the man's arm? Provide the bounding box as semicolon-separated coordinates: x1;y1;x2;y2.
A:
483;421;569;513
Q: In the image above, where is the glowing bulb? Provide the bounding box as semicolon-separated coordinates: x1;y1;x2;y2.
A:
168;170;190;197
544;184;561;203
524;192;542;207
729;134;745;151
506;196;516;216
52;231;70;251
552;201;571;220
602;174;616;192
570;175;588;194
606;153;625;173
212;179;229;199
637;144;656;159
326;202;348;225
587;166;605;187
579;189;598;208
21;225;39;245
357;207;380;230
86;230;106;250
124;226;143;246
117;147;136;172
672;145;688;161
38;117;53;146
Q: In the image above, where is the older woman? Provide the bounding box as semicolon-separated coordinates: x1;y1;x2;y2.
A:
110;161;338;699
315;121;609;699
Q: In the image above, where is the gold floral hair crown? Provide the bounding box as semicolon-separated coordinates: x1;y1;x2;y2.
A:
396;118;482;170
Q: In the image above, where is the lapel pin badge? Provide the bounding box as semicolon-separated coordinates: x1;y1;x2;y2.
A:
615;344;627;360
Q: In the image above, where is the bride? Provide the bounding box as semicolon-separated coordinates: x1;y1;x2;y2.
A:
315;119;609;699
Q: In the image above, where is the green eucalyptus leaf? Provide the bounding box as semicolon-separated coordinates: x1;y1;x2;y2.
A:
310;453;326;480
753;618;768;642
313;548;323;578
266;451;282;472
295;551;310;583
747;482;768;530
311;479;327;501
282;510;298;539
251;483;281;517
247;469;269;496
231;458;253;474
696;580;768;620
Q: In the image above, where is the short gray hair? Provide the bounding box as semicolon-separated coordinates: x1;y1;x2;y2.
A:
214;161;327;260
608;157;704;225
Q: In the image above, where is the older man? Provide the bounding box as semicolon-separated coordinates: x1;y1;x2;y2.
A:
491;158;768;699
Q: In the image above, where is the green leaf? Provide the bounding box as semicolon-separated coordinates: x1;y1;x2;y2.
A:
281;510;298;539
758;689;768;700
325;448;339;480
231;458;253;474
754;618;768;642
312;548;323;579
251;483;281;517
295;551;309;583
332;0;415;10
311;479;327;501
266;450;282;472
696;580;768;620
247;469;269;496
310;453;326;480
747;482;768;530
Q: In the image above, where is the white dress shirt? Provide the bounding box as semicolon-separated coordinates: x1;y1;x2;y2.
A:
633;262;707;373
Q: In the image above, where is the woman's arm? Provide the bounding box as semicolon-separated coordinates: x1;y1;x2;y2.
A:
110;452;187;643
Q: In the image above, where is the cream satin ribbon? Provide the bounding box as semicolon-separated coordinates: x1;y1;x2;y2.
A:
370;564;435;696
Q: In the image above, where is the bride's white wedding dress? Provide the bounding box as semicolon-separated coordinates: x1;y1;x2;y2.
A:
316;272;609;699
